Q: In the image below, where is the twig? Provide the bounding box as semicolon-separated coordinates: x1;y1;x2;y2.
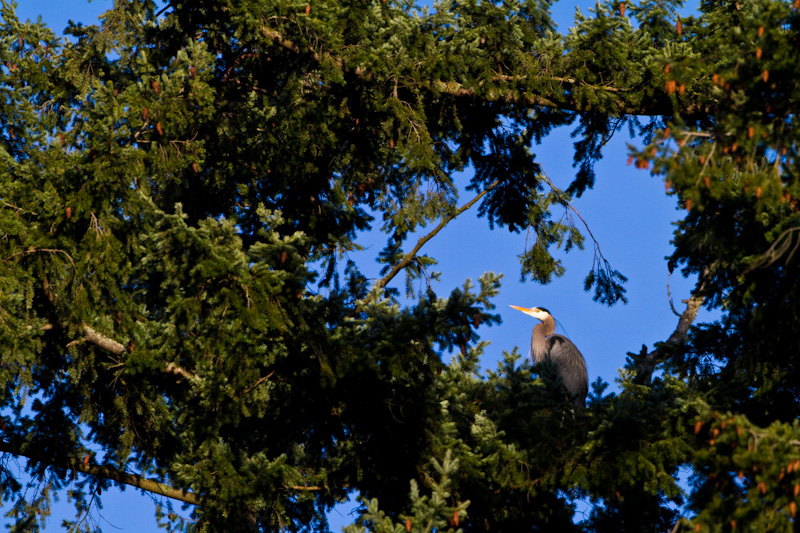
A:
2;201;37;216
742;226;800;275
376;180;499;291
241;371;275;396
225;77;271;95
696;142;716;184
415;256;433;292
667;271;682;318
4;248;75;267
74;482;100;530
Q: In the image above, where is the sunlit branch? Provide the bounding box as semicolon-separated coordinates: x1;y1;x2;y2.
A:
538;170;612;271
259;25;709;117
376;180;499;291
632;281;706;386
0;442;331;510
0;441;203;506
80;324;200;382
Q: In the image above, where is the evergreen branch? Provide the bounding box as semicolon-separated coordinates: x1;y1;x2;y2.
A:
428;79;569;110
80;325;200;382
0;441;203;506
473;83;709;116
258;24;707;117
493;74;628;93
31;260;197;382
426;79;671;116
376;179;499;291
538;170;616;280
40;286;200;382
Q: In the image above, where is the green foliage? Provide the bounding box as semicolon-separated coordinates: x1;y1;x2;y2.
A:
688;406;800;532
0;0;798;531
343;451;468;533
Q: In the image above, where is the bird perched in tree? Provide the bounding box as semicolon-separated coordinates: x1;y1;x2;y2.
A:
509;305;588;408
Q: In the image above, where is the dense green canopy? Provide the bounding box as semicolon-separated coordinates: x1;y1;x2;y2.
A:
0;0;798;531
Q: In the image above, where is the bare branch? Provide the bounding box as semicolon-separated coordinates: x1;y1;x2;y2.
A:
742;226;800;275
376;180;499;291
670;518;686;533
164;362;202;382
81;324;126;355
665;295;703;346
633;284;705;386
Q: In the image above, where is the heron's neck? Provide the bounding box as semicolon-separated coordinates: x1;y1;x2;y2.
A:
531;318;555;360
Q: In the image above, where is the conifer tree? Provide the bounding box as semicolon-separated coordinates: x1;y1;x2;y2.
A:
0;0;798;531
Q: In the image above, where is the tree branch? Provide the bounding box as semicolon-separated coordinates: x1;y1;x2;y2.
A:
742;226;800;274
667;272;683;318
538;170;610;265
376;180;499;291
0;441;203;506
632;287;705;386
4;247;75;267
259;24;709;117
0;441;341;510
79;324;200;382
428;79;713;117
34;265;199;382
81;324;126;354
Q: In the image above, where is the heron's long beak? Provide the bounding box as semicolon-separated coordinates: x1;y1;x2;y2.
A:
509;305;536;317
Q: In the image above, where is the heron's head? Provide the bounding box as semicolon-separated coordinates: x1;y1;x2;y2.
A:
509;305;552;322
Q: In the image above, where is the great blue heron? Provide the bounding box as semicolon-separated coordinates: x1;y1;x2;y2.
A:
509;305;588;408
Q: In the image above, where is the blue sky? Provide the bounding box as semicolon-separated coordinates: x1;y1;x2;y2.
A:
13;0;710;531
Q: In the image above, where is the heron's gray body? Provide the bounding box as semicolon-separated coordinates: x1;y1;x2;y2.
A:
510;305;588;408
531;321;588;408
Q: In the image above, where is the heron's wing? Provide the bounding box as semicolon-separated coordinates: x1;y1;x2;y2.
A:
548;335;588;407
